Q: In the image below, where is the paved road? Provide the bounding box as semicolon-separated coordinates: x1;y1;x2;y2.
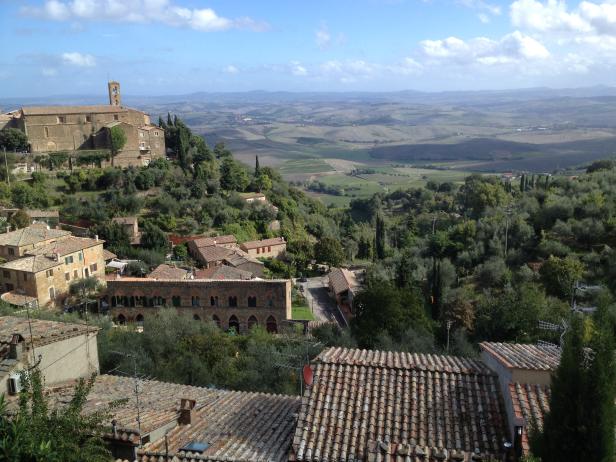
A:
298;276;347;327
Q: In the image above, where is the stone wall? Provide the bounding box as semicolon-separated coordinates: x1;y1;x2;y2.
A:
106;278;292;333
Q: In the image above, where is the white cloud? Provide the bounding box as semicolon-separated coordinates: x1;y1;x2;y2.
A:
315;24;331;49
223;65;239;74
22;0;268;32
478;13;491;23
510;0;590;33
42;67;58;76
61;52;96;67
458;0;501;15
290;61;308;76
421;31;549;65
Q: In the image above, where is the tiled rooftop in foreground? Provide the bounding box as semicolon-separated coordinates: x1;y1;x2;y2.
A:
45;374;300;462
509;382;551;454
0;316;97;348
480;342;560;371
291;347;509;462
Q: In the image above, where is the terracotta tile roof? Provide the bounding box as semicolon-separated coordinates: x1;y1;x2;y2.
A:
103;249;118;261
224;249;263;268
328;267;360;295
0;316;98;348
509;383;551;454
194;266;254;280
240;236;286;250
480;342;560;371
0;225;70;247
45;374;300;462
0;254;62;272
20;105;131;115
292;347;508;462
191;235;237;248
194;245;234;264
148;264;190;280
26;236;103;257
169;234;207;246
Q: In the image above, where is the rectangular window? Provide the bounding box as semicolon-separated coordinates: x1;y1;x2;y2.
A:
154;131;159;136
84;268;89;278
8;248;14;256
65;272;70;281
44;127;49;138
90;263;97;273
73;270;78;279
6;283;14;291
85;115;91;123
2;270;9;278
113;114;119;121
22;273;27;281
139;132;144;138
49;287;55;299
79;252;83;261
57;116;66;124
46;269;53;277
64;256;74;265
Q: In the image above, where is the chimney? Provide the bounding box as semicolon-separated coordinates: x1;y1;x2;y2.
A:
111;419;118;439
6;226;10;233
9;334;24;359
95;234;99;241
178;398;196;425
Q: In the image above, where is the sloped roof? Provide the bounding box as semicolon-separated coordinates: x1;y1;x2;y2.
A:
20;105;131;115
0;255;62;272
509;382;551;454
240;236;286;250
0;225;70;247
45;374;300;462
191;235;237;248
26;236;103;257
103;249;117;261
224;249;263;268
0;316;98;348
291;347;508;462
195;265;254;280
480;342;561;371
328;267;360;295
25;209;59;218
193;245;235;264
148;264;190;280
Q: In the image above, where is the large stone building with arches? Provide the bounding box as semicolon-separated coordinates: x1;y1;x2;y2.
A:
104;277;292;333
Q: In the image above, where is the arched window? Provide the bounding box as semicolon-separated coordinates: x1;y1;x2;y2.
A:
193;314;201;321
210;296;218;306
228;296;238;307
266;316;277;333
212;314;221;328
247;296;257;308
228;315;240;333
248;315;258;329
135;314;144;325
116;314;126;325
172;296;181;307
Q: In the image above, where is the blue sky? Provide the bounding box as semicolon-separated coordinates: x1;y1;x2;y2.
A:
1;0;616;97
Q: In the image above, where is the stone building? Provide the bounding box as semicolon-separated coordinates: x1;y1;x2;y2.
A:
0;225;71;261
240;236;286;259
1;82;165;167
111;216;141;245
105;277;291;333
0;316;99;396
187;235;264;277
0;234;106;307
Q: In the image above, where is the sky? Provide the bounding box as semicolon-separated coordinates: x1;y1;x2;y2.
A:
1;0;616;97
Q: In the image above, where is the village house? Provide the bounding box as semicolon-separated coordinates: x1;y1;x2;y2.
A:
111;216;141;245
290;347;511;462
0;316;99;396
104;277;291;333
0;81;165;168
0;235;105;307
0;225;71;261
147;263;191;280
480;342;560;458
328;267;361;316
194;265;254;280
187;235;264;277
240;236;286;259
40;374;300;462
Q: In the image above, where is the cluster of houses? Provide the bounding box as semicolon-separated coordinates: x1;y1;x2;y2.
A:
0;312;561;462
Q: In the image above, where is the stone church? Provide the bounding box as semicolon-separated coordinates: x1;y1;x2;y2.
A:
0;82;165;167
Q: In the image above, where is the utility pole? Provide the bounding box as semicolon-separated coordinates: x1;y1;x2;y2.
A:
446;320;453;354
3;147;9;187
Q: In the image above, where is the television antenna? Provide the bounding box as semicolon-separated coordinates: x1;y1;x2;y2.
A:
110;350;144;446
537;319;568;349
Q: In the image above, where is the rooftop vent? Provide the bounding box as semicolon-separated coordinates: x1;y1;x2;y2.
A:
180;441;210;453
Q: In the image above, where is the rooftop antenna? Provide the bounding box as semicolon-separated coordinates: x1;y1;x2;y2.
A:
538;319;568;349
110;350;143;446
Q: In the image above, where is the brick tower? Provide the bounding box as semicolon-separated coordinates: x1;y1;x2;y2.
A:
108;81;121;106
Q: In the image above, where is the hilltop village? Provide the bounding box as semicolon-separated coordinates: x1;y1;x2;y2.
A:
0;83;615;462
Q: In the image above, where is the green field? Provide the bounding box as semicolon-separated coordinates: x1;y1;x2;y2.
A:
278;158;334;175
292;305;316;321
305;167;471;206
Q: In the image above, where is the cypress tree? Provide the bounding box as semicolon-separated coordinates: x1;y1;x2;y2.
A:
520;174;525;192
167;112;173;127
375;214;386;260
255;155;261;177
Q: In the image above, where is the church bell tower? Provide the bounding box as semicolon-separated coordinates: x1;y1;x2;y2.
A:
108;81;121;106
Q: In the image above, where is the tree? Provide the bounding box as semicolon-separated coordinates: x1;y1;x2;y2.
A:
0;368;121;461
0;128;28;152
533;312;616;462
220;157;250;192
540;256;585;300
375;213;386;260
314;237;345;267
69;276;104;313
8;209;31;230
255;155;261;177
140;221;167;250
109;125;127;167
